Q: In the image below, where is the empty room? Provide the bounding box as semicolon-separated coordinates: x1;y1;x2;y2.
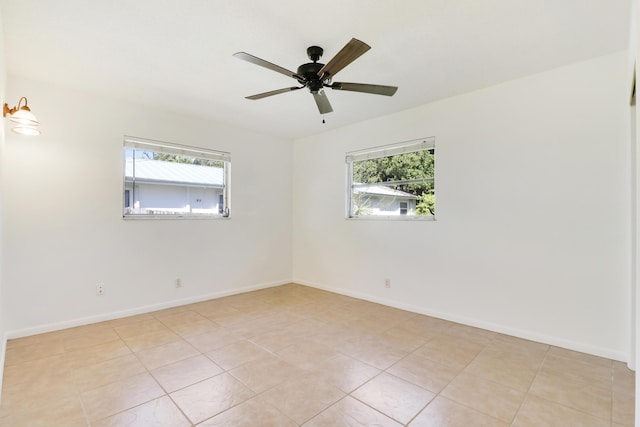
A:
0;0;638;426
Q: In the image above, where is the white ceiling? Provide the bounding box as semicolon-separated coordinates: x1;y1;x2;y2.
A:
0;0;631;140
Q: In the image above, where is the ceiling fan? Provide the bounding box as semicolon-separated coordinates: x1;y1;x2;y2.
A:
233;38;398;115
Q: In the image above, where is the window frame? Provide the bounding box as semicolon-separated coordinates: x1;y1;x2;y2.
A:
122;136;231;220
345;137;435;221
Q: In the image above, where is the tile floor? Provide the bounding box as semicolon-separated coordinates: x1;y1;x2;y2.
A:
0;283;635;426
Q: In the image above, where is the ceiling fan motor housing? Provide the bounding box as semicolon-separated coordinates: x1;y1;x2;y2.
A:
296;62;325;92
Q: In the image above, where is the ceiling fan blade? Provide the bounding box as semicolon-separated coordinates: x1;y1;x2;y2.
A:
330;82;398;96
318;38;371;78
245;86;303;100
233;52;301;80
312;90;333;114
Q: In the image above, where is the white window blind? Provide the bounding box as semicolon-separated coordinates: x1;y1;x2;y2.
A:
345;137;434;163
124;136;230;163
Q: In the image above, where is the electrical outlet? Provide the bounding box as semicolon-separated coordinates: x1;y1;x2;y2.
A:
96;283;104;296
175;278;182;288
385;278;391;288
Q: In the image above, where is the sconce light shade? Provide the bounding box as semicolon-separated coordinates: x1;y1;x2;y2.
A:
12;125;41;136
10;107;39;126
3;97;40;136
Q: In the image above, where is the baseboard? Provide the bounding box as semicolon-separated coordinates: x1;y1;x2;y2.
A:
294;278;628;363
6;279;292;340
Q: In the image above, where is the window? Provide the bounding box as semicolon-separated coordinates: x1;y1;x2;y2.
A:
346;137;435;220
123;136;230;219
399;202;408;215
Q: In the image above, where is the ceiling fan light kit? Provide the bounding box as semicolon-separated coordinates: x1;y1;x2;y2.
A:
234;38;398;115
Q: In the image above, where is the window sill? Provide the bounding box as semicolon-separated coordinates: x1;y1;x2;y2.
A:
123;214;231;220
346;215;436;221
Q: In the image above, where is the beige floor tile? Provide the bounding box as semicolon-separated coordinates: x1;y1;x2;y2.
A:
304;396;401;427
198;397;297;426
114;319;171;339
529;369;612;421
107;312;155;328
2;354;73;388
440;324;496;346
0;413;86;427
154;309;208;326
375;326;429;353
258;374;346;424
488;334;549;359
414;336;484;370
151;354;224;393
613;361;635;394
122;328;182;352
151;305;193;318
92;396;190;427
348;315;395;334
410;396;509;427
6;330;68;349
4;340;67;366
339;338;409;370
229;354;305;393
206;339;273;370
249;329;306;352
388;352;461;393
395;314;455;339
205;308;254;326
67;339;132;368
613;388;635;426
224;315;287;338
1;374;77;415
276;339;340;370
547;346;613;369
80;372;165;421
312;354;381;393
287;301;331;319
63;327;122;351
540;353;612;389
352;372;435;424
462;347;542;391
440;371;525;423
170;372;255;424
312;306;361;324
136;339;200;370
0;395;88;427
73;353;146;391
167;318;220;338
183;327;243;353
284;317;329;336
309;323;362;347
512;394;609;427
373;306;418;325
190;301;240;318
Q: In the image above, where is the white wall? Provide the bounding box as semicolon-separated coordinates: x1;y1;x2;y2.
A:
293;51;631;361
628;1;640;423
2;76;293;335
0;10;7;398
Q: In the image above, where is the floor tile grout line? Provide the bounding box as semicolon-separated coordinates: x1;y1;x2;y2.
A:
513;346;618;426
508;343;551;426
103;323;195;426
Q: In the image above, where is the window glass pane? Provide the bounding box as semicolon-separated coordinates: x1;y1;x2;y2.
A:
123;139;230;219
347;138;435;219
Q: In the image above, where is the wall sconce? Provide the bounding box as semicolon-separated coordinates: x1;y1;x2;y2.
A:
3;97;40;136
